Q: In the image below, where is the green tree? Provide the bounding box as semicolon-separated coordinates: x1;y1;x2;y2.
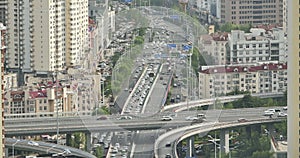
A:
191;47;200;77
274;121;287;136
134;36;144;44
94;146;104;158
251;151;274;158
219;22;252;33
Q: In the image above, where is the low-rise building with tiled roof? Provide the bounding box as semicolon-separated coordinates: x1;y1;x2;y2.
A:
198;62;287;99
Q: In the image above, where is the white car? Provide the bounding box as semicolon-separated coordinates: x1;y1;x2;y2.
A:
117;116;133;120
264;111;275;116
161;116;173;121
28;141;39;146
277;112;287;117
63;149;71;155
265;109;276;113
185;116;198;121
283;106;288;110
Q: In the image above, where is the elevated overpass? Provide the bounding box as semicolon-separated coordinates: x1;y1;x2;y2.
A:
154;118;286;158
5;138;96;158
163;92;284;112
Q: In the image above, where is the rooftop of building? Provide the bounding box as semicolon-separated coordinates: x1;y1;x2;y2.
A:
200;63;287;74
231;27;284;41
276;141;287;152
200;32;229;44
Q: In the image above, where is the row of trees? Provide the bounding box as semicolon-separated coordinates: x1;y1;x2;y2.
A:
66;132;104;158
224;92;287;109
183;124;279;158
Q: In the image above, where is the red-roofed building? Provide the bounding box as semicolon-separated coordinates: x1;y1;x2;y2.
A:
198;63;287;99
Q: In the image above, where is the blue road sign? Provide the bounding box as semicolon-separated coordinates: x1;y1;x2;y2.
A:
170;15;179;20
182;45;192;51
167;43;177;48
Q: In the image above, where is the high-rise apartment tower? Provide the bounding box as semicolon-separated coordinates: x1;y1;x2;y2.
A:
0;22;6;158
6;0;88;83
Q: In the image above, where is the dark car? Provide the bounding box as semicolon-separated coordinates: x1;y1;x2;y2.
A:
97;116;108;120
165;142;171;147
165;154;171;158
237;118;248;122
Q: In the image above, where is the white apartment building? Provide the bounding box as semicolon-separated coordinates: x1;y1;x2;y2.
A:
65;0;88;68
287;0;300;157
228;28;287;64
198;63;287;99
6;0;88;75
89;0;115;59
199;32;228;65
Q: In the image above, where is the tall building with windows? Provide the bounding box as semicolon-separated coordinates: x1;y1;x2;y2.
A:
220;0;283;25
6;0;88;83
0;0;6;25
287;1;299;157
0;22;6;158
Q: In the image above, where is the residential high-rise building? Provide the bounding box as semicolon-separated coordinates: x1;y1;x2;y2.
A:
0;22;6;158
287;0;299;157
220;0;283;25
0;0;6;25
6;0;88;83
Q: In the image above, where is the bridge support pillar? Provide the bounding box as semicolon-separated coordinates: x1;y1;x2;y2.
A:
187;136;195;158
267;124;275;136
176;141;183;157
5;147;8;158
246;126;251;139
220;129;229;154
85;132;92;151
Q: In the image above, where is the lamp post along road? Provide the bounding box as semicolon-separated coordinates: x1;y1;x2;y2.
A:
53;72;60;144
12;140;20;158
208;134;217;158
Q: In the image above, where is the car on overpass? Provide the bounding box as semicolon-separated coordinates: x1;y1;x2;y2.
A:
237;118;248;122
185;116;198;121
117;116;133;120
277;112;287;117
161;116;173;121
191;118;205;125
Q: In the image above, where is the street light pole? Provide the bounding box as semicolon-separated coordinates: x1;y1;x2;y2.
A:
12;140;20;158
208;135;216;158
53;72;59;145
